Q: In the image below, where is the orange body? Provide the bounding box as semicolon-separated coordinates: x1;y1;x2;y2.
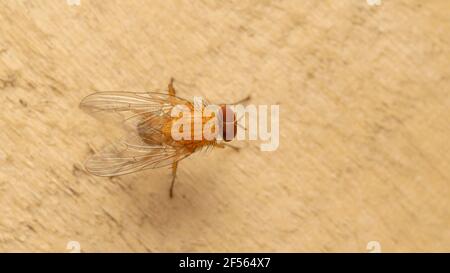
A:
80;78;240;197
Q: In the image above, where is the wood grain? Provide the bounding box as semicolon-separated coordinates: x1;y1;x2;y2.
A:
0;0;449;252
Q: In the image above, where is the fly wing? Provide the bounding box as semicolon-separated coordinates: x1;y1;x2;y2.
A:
79;91;190;116
80;91;195;176
80;91;194;141
84;130;193;176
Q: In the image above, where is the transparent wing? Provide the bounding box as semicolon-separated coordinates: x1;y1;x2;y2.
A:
80;91;195;176
80;91;195;137
84;130;193;176
79;91;191;116
80;91;202;176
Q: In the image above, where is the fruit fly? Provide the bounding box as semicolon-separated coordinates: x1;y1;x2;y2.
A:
80;79;249;198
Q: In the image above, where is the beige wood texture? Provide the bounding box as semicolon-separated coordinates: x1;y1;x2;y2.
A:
0;0;449;252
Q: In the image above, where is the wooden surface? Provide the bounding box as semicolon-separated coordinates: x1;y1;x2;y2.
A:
0;0;449;252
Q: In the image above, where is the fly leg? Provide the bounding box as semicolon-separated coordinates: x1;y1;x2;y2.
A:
169;161;178;198
216;95;251;106
168;77;180;107
232;95;251;105
168;77;176;96
223;143;240;151
216;143;240;151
